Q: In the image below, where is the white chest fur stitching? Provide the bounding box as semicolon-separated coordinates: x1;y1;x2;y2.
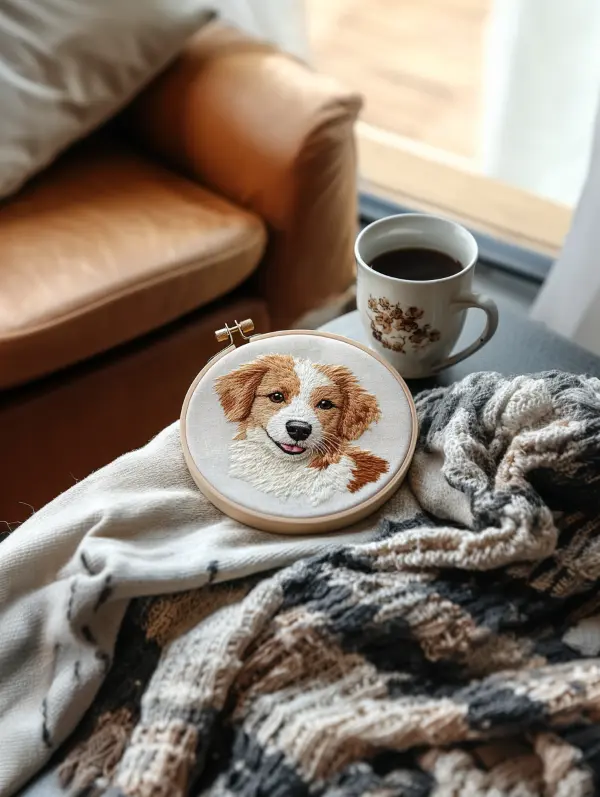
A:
229;435;355;506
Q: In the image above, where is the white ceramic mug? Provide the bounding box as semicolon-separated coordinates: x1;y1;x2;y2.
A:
355;214;498;379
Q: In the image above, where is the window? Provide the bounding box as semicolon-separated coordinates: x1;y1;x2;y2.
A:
307;0;600;280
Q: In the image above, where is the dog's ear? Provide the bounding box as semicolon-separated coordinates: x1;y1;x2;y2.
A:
318;364;381;441
340;379;381;440
215;358;270;422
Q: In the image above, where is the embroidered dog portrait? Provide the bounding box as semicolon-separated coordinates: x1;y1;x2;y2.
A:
214;354;389;506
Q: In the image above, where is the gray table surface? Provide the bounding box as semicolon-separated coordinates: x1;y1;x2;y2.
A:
321;298;600;393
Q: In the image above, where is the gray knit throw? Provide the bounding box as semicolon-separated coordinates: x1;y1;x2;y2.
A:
56;371;600;797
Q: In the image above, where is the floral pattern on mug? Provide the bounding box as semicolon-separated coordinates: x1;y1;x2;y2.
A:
367;295;441;354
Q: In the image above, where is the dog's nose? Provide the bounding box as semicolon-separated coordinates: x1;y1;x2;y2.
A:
286;420;312;441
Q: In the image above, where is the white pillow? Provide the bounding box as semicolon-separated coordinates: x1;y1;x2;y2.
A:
0;1;214;199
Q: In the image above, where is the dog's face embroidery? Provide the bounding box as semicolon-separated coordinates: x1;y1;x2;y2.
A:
215;355;389;505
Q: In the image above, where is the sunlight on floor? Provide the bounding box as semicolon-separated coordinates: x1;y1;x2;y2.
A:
307;0;491;162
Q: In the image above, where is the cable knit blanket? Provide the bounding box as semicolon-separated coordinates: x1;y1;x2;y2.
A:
4;371;600;797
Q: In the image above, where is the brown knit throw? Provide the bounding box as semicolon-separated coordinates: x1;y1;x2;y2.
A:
56;371;600;797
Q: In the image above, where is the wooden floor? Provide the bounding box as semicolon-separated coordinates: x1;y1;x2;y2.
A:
307;0;491;160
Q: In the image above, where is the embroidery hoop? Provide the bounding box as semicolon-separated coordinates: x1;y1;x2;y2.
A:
180;325;418;535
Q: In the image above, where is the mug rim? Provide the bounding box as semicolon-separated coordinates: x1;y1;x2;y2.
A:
355;213;478;286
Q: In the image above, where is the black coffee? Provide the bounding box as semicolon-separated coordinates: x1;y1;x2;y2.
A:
369;247;463;281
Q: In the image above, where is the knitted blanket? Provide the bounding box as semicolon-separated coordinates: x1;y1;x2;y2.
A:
6;371;600;797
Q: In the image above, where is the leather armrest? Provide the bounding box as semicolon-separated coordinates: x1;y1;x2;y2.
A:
125;22;363;327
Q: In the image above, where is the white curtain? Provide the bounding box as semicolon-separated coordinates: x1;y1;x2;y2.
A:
481;0;600;207
481;0;600;356
531;95;600;355
214;0;310;61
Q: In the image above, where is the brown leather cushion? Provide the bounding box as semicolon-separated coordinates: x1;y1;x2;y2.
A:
0;136;266;389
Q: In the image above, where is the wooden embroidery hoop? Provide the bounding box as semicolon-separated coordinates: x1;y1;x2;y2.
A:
180;323;418;535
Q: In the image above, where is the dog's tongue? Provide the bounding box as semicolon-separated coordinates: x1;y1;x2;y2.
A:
281;443;305;454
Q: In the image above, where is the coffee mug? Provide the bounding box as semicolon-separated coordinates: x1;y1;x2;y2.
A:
355;214;498;378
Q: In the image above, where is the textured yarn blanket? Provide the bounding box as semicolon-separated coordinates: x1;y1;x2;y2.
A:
3;371;600;797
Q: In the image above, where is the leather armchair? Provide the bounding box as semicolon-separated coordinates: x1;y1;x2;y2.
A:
0;22;362;523
126;24;362;331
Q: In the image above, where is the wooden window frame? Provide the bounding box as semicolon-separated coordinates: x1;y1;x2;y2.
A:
357;123;573;283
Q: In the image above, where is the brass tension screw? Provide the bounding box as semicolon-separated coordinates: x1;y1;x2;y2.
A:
215;319;254;344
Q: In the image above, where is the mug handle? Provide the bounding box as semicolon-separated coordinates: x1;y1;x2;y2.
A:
431;293;499;373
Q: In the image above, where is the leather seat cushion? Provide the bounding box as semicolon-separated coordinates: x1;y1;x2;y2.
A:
0;136;266;389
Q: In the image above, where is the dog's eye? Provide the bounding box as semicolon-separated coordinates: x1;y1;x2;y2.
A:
317;399;335;410
268;392;285;403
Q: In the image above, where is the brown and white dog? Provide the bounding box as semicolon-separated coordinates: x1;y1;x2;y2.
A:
215;354;389;505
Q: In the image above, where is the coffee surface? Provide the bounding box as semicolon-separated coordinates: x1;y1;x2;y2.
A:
369;247;463;281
